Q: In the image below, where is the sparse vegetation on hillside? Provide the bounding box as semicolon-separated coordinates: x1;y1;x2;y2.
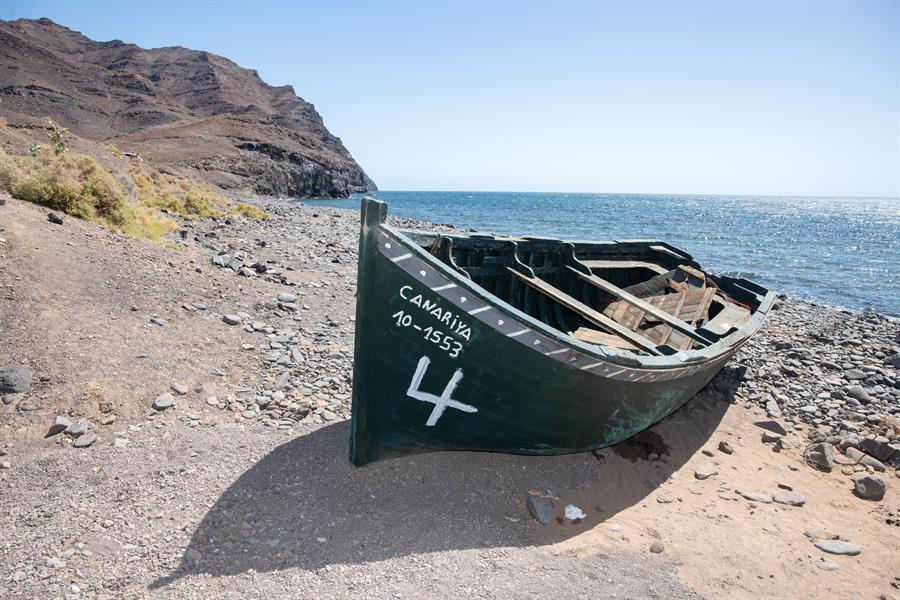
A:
0;147;176;238
0;140;266;242
129;164;268;220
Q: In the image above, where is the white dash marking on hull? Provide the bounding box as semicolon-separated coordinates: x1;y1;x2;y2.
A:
391;253;412;263
467;306;491;315
607;368;627;377
507;329;529;338
431;283;456;291
545;348;568;356
580;362;605;371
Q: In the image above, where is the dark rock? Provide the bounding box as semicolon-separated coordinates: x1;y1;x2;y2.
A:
859;437;898;463
526;494;554;525
718;440;734;455
804;442;834;472
649;540;665;553
47;415;71;437
0;364;34;394
150;317;167;326
47;212;64;224
852;474;885;500
762;431;783;444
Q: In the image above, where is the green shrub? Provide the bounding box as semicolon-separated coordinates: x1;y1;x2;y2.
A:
47;119;69;156
0;149;22;191
231;203;268;219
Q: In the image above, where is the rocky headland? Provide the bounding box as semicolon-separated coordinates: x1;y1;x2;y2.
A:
0;192;898;599
0;18;375;199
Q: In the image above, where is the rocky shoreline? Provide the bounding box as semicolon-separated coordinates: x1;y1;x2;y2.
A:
1;193;898;599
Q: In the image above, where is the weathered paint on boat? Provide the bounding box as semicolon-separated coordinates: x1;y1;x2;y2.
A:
350;198;774;466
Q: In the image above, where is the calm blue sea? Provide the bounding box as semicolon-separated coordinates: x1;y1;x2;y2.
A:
308;192;900;316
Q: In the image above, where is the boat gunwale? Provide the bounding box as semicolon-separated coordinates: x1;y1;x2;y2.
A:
379;222;776;371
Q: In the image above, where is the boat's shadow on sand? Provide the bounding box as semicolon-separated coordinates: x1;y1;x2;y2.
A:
151;374;739;588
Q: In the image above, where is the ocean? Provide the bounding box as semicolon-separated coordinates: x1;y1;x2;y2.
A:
308;192;900;316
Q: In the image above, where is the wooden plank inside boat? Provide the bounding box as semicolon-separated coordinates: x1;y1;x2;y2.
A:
571;327;641;351
567;266;714;346
507;267;662;355
580;259;669;274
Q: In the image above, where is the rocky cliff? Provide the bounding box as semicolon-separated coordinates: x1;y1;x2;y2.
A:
0;18;375;198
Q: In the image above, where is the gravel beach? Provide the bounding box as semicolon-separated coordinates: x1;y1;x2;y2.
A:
1;193;898;599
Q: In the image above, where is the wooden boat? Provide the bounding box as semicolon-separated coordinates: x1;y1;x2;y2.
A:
350;198;774;465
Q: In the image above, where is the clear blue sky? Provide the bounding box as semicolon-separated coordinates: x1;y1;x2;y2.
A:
3;1;898;197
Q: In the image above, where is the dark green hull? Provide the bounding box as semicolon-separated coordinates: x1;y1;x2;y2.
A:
350;199;773;466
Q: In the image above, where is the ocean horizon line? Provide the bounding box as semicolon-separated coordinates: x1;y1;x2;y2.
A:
340;190;900;202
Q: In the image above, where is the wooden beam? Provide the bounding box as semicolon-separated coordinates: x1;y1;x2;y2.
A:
566;266;716;346
580;259;668;274
507;268;662;355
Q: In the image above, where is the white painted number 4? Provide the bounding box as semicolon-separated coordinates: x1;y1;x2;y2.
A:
407;356;478;426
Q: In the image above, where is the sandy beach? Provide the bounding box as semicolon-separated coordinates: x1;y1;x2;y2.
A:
1;193;898;599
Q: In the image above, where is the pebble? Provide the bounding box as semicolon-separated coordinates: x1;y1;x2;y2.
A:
846;385;872;403
815;558;840;571
48;415;72;436
64;418;90;437
741;492;773;503
718;440;734;455
694;468;717;480
526;495;554;525
761;431;783;443
222;314;242;325
277;292;298;303
813;539;861;556
73;433;97;448
152;393;174;410
205;396;219;406
170;382;189;395
564;504;586;521
773;491;806;506
150;317;167;326
0;461;10;469
47;212;64;224
649;540;665;553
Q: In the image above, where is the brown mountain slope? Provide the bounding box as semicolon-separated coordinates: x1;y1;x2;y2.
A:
0;17;375;198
